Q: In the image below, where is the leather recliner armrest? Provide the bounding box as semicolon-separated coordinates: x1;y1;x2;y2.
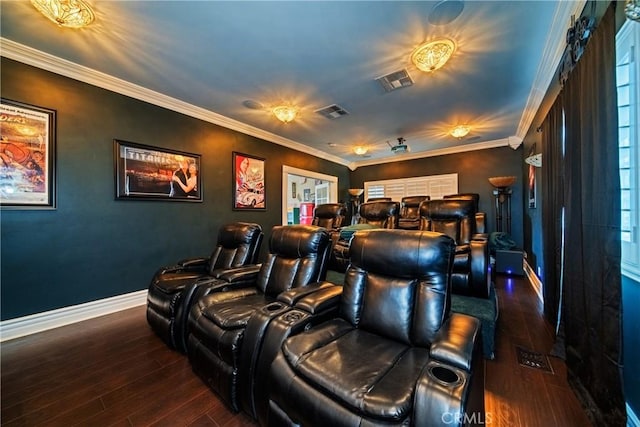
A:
430;313;481;372
413;359;475;427
154;257;209;277
293;285;343;314
177;256;209;268
190;266;260;298
471;232;489;241
277;281;336;306
469;239;490;298
214;264;261;283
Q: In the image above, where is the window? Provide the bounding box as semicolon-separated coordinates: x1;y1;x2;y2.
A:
364;173;458;201
617;21;640;280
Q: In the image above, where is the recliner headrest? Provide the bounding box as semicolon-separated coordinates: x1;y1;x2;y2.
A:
349;229;455;278
443;193;480;210
314;203;346;218
419;199;476;219
269;225;330;258
359;201;399;218
401;195;429;207
218;222;262;247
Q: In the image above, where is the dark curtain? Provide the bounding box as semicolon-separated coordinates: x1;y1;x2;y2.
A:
548;5;625;426
541;97;565;328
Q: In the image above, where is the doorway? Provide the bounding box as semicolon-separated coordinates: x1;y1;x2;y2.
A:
282;166;338;225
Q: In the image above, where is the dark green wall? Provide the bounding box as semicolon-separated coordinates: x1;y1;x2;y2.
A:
0;58;350;320
350;146;525;248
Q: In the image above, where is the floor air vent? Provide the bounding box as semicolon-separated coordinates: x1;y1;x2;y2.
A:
315;104;349;120
376;69;414;92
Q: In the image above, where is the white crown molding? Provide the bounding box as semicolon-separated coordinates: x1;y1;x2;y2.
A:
0;290;147;342
0;38;351;168
350;138;514;170
516;0;586;139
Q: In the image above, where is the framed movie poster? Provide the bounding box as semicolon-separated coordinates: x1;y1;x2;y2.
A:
528;163;536;209
0;99;56;209
233;152;265;210
114;140;202;202
528;144;536;209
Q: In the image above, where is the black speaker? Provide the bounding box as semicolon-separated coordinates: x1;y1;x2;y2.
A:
495;249;524;276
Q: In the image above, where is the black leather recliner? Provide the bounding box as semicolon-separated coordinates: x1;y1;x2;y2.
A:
311;203;347;229
443;193;487;235
186;225;333;412
267;229;484;427
146;222;263;352
358;200;400;228
332;200;400;271
398;195;430;230
419;199;490;298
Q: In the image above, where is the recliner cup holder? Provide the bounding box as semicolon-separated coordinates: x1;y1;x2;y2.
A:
266;303;284;311
429;364;464;387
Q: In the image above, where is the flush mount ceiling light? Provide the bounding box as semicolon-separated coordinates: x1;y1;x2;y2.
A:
353;146;368;156
411;39;456;73
272;105;298;124
450;125;471;139
626;0;640;21
31;0;95;28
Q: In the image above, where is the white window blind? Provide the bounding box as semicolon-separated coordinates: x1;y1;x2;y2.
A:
617;20;640;281
364;173;458;202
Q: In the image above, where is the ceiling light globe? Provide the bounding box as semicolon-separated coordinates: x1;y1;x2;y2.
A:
450;125;471;139
272;106;298;123
411;39;456;73
31;0;95;28
353;146;368;156
626;0;640;21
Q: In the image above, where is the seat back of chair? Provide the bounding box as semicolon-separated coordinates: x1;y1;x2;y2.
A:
443;193;486;234
358;201;400;229
312;203;347;229
256;225;331;296
400;195;430;219
419;199;477;245
343;229;455;346
443;193;479;209
208;222;263;274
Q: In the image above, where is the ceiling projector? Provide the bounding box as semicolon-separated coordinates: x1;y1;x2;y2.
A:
389;137;410;154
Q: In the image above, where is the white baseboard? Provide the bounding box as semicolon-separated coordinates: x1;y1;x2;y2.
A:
0;290;147;342
523;260;544;303
629;403;640;427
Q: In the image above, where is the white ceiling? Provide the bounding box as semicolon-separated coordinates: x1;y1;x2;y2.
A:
0;1;584;169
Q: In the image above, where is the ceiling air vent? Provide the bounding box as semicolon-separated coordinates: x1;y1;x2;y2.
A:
315;104;349;120
376;69;414;92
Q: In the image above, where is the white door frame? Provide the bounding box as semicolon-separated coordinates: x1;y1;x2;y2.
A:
282;166;338;225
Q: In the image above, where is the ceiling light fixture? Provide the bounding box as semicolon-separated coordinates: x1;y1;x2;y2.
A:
411;39;456;73
626;0;640;21
30;0;95;28
272;105;298;124
353;146;368;156
450;125;471;139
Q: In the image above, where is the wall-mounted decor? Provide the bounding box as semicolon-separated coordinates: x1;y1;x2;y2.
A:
113;139;202;202
528;163;536;209
0;99;56;209
233;151;265;210
527;144;537;209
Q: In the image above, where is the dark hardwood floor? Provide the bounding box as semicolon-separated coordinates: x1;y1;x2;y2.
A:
1;274;592;426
